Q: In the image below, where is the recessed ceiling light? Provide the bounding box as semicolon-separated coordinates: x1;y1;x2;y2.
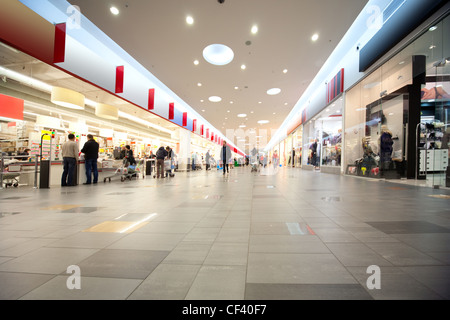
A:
267;88;281;95
258;101;262;104
283;69;288;74
429;26;438;32
227;110;230;113
197;83;202;87
241;64;246;70
239;125;246;128
203;44;234;66
284;103;288;106
326;109;330;112
234;86;239;90
257;120;269;124
194;60;199;65
209;96;222;102
186;16;194;25
202;109;206;112
237;114;247;118
230;101;233;104
110;6;119;15
251;25;258;34
251;111;254;113
200;99;204;102
312;33;319;41
273;112;276;115
337;110;341;113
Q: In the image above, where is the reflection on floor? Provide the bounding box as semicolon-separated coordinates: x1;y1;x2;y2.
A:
0;166;449;300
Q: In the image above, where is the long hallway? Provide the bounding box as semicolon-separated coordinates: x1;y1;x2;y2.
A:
0;167;450;300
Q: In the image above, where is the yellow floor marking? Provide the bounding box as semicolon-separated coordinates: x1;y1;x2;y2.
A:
41;205;81;210
428;195;450;199
82;221;149;233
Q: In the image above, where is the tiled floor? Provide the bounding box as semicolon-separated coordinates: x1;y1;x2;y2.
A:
0;167;449;300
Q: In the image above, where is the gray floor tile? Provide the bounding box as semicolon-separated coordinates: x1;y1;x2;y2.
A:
20;275;141;300
0;272;55;300
107;233;185;251
347;266;444;300
0;247;98;274
204;243;248;266
401;266;450;299
76;249;169;279
186;265;246;300
46;232;125;249
365;243;444;266
128;264;201;300
247;253;357;284
163;242;212;265
245;283;373;300
367;221;450;234
327;243;393;267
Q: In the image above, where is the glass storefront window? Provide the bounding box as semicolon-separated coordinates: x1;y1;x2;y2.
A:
345;13;449;183
419;15;450;187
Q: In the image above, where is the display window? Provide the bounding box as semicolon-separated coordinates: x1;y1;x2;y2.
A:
302;99;343;170
344;13;449;185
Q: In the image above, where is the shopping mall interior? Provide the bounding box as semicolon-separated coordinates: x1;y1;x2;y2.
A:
0;0;449;304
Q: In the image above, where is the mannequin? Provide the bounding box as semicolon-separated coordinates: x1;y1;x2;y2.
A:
379;125;394;171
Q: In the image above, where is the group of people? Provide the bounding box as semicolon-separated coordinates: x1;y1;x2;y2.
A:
154;146;175;179
61;133;99;187
61;133;143;186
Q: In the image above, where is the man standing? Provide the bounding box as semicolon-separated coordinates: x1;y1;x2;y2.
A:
156;146;168;178
220;141;231;175
61;133;79;187
81;134;99;185
205;150;211;171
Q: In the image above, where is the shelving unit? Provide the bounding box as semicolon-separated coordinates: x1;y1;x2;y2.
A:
417;122;449;185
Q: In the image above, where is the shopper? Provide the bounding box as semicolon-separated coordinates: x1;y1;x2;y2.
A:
81;134;99;185
156;146;168;178
61;133;79;187
125;145;136;166
220;141;231;175
205;150;211;170
165;146;174;176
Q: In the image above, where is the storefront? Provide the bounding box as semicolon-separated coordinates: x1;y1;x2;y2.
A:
344;13;450;187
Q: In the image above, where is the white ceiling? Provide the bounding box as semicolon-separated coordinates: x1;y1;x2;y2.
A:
66;0;369;146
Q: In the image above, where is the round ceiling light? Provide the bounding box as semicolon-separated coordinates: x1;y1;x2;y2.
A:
209;96;222;102
110;7;119;15
237;114;247;118
267;88;281;95
257;120;269;124
203;44;234;66
51;87;85;110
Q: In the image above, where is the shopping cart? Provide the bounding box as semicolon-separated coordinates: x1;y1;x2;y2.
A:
103;158;142;182
1;161;21;188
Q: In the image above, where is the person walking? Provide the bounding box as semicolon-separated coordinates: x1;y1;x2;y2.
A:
81;134;99;185
155;146;168;178
205;150;211;170
220;141;231;175
61;133;79;187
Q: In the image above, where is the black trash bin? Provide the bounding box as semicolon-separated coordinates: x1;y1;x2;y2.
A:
39;160;50;189
446;166;450;188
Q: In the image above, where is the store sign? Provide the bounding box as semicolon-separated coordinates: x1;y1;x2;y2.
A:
0;93;24;120
326;68;344;104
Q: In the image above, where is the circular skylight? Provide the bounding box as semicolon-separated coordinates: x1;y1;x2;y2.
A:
209;96;222;102
203;44;234;66
267;88;281;95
